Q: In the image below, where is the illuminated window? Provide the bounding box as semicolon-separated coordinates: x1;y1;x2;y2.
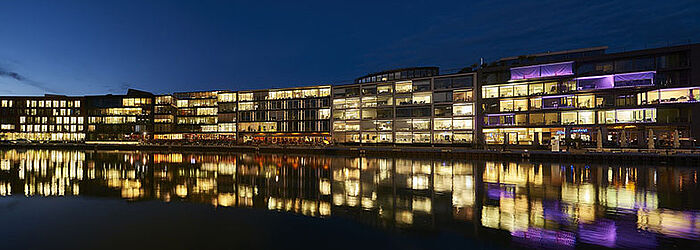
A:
333;121;346;131
500;99;514;112
239;92;253;101
513;84;528;96
377;85;392;94
578;111;595;124
453;103;473;116
514;99;528;111
453;118;473;130
217;93;236;102
413;133;430;143
453;90;473;102
433;118;452;130
395;132;412;143
412;119;430;130
345;109;360;120
434;132;452;143
577;95;595;108
483;86;498;98
499;85;514;97
395;81;412;93
561;111;577;125
412;92;431;104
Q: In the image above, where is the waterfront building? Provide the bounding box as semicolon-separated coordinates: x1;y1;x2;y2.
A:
236;85;331;144
0;95;85;142
153;94;178;140
85;89;154;143
332;67;477;145
216;91;238;142
172;91;220;141
480;44;700;148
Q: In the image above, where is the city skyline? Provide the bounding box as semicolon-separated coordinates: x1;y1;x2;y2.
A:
1;0;699;96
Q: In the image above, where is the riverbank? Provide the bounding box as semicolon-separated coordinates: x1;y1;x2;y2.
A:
2;142;699;165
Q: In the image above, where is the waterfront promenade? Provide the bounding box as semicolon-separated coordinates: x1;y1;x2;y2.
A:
3;142;699;164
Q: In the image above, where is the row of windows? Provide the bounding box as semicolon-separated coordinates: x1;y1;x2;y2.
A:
482;52;689;84
20;124;83;133
333;118;474;132
122;98;151;107
238;121;330;132
19;116;84;125
89;108;146;116
238;99;330;110
338;78;474;97
238;88;331;101
0;132;85;141
239;109;331;121
356;68;438;84
17;100;81;108
482;71;654;99
333;104;474;120
484;109;657;126
332;90;473;109
333;131;472;144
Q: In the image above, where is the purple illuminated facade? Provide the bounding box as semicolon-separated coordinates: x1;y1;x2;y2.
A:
480;44;700;149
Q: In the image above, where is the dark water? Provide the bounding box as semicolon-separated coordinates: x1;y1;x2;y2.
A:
0;149;698;249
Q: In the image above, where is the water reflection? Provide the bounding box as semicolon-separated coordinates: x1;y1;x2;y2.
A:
0;149;698;248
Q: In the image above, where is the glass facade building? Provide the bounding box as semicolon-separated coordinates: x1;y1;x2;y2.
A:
332;68;477;145
0;43;698;149
0;96;85;142
85;89;154;143
480;44;699;148
237;85;331;144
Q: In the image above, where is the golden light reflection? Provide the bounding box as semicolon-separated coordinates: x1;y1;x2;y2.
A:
1;149;698;243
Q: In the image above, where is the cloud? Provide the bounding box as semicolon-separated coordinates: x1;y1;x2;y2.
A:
0;66;57;93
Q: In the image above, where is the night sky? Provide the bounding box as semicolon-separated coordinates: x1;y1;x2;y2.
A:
1;0;699;96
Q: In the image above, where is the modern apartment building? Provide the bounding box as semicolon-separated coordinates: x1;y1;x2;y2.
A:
480;44;700;148
85;89;154;143
0;95;85;142
332;67;477;145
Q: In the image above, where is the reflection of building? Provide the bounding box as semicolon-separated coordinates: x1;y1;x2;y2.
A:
237;85;331;144
0;95;85;142
85;89;154;143
1;149;699;245
480;44;700;148
332;67;477;145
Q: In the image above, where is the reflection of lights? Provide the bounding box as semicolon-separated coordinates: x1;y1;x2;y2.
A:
412;197;431;213
319;202;331;216
396;210;413;225
319;179;331;195
175;185;188;197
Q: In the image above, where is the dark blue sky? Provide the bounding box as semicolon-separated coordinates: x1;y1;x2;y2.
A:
1;0;698;95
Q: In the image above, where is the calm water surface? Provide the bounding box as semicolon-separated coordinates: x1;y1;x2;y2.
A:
0;149;698;249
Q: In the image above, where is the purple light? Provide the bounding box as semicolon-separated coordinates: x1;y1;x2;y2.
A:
577;75;614;90
511;62;573;80
579;219;616;248
511;227;576;248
